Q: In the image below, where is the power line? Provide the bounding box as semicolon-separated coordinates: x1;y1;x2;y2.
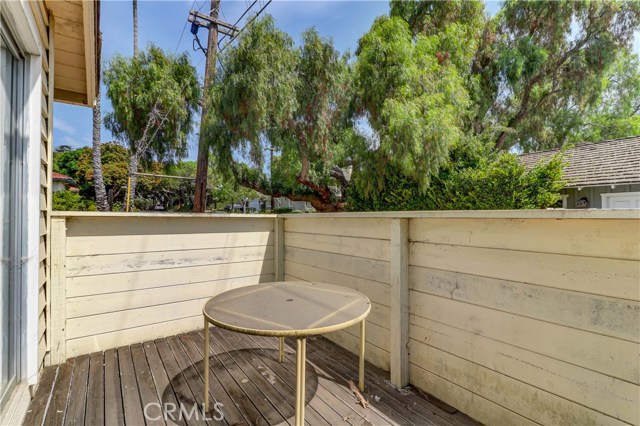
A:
175;0;199;54
218;0;272;54
216;0;257;48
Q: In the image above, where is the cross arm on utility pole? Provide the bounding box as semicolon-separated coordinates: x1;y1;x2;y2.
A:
189;10;239;32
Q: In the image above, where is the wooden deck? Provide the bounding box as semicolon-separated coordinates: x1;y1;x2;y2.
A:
24;328;479;426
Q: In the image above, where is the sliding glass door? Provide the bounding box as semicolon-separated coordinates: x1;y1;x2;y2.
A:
0;19;26;411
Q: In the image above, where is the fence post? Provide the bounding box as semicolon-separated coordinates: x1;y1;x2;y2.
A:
48;217;67;365
390;218;409;388
274;217;285;281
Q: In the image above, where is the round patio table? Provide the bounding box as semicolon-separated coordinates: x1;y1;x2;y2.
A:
202;281;371;426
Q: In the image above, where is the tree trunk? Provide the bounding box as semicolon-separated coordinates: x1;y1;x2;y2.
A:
126;155;139;211
92;31;108;211
133;0;138;57
92;95;109;211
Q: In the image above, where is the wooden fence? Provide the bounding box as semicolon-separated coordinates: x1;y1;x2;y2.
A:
49;213;276;361
49;210;640;426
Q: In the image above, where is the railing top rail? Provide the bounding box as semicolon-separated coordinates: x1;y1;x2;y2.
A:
50;209;640;220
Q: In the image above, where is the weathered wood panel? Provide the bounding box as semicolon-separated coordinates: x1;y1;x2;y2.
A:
53;215;277;359
283;217;392;371
409;291;638;403
407;216;640;426
410;217;640;260
410;241;640;300
410;266;640;342
410;319;639;425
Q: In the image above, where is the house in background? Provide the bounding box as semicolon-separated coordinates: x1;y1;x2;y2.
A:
51;172;78;193
520;136;640;209
0;1;97;423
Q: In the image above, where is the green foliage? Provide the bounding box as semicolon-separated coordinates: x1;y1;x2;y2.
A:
205;16;352;210
476;0;640;150
103;45;200;162
352;14;471;194
203;2;637;212
348;140;566;211
52;191;96;211
567;51;640;142
53;147;88;183
274;207;293;214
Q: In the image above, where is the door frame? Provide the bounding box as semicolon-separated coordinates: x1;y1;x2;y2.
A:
0;2;44;415
0;15;29;411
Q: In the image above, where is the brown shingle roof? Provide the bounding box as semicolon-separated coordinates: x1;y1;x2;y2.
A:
519;136;640;188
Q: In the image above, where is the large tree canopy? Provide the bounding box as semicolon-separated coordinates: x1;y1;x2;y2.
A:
201;1;638;212
483;0;640;150
351;14;471;195
103;45;200;208
392;0;640;151
567;51;640;142
205;16;352;211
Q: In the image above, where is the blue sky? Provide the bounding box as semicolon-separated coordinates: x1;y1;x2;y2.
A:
53;0;638;160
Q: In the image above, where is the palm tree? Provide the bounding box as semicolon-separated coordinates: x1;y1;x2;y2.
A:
92;31;108;211
133;0;138;57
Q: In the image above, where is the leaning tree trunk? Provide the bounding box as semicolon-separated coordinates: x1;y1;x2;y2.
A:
92;31;108;211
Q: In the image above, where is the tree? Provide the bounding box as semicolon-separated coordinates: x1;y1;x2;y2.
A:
350;14;471;196
53;143;178;211
478;0;640;150
205;17;353;211
392;0;640;151
92;30;108;211
133;0;139;57
103;45;200;210
567;51;640;142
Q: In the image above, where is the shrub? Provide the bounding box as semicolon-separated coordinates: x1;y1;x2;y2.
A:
52;191;96;211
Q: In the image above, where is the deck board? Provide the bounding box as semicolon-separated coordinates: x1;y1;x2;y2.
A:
64;355;89;426
24;330;480;426
86;352;105;426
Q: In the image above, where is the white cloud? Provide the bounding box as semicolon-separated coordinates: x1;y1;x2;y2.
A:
53;117;76;135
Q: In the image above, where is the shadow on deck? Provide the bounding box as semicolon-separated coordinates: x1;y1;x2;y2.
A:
24;328;480;426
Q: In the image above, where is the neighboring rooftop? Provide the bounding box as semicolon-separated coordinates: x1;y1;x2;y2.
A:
52;172;75;183
519;135;640;188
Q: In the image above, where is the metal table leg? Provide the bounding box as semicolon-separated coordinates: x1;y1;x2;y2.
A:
295;337;306;426
359;319;365;391
279;337;285;363
203;318;209;412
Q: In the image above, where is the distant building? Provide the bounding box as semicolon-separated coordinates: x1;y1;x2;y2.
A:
52;172;78;193
248;196;314;213
519;136;640;209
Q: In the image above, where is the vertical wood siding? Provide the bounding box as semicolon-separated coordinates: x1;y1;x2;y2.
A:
27;0;55;371
52;215;275;358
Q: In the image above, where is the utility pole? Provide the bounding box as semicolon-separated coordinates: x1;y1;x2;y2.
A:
191;2;238;212
193;0;219;212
